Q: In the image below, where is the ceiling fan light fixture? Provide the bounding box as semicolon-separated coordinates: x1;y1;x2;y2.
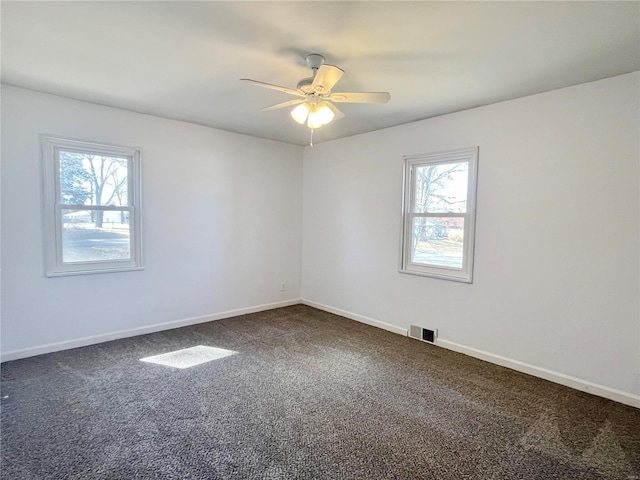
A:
243;54;389;136
291;103;310;124
306;102;335;129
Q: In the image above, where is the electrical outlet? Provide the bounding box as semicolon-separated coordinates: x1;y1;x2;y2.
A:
280;283;286;292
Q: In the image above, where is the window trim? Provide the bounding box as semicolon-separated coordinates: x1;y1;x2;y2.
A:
41;135;143;277
399;147;478;283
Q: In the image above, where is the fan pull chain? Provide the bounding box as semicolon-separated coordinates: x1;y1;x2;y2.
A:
310;129;314;147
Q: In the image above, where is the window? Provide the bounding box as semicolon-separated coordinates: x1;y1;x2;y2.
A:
400;147;478;283
42;136;142;276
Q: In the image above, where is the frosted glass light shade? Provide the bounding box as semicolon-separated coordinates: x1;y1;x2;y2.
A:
306;103;335;129
292;102;335;129
291;103;310;124
307;112;323;129
314;103;335;125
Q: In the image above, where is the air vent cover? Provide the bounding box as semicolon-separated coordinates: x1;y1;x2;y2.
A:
409;325;437;344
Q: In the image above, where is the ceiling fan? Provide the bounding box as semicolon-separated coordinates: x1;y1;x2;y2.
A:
241;54;390;132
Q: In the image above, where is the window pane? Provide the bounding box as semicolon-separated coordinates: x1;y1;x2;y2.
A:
62;209;131;263
59;151;129;206
414;162;468;213
411;217;464;269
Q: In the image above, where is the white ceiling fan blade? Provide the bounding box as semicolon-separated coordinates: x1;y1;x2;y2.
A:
329;92;391;104
311;65;344;94
261;99;305;111
240;78;304;97
325;102;345;121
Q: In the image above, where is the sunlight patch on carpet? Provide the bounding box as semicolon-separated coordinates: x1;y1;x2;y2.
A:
140;345;237;369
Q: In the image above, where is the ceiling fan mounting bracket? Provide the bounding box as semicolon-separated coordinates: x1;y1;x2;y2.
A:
305;54;325;71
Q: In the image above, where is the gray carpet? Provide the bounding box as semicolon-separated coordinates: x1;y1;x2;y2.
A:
1;305;639;479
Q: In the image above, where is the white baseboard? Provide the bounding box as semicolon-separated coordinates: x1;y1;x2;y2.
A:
1;299;302;363
436;339;640;409
302;298;639;409
301;299;408;336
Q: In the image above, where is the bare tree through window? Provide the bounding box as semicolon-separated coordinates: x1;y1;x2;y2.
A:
59;152;131;263
412;162;468;268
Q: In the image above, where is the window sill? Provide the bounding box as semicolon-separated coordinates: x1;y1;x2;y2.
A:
398;267;473;284
45;265;144;278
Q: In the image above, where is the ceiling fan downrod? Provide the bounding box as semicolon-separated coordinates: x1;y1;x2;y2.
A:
297;54;326;93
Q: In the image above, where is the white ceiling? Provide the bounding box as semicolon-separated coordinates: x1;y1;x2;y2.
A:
2;1;639;146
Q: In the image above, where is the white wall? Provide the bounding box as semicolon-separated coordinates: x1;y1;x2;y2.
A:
1;85;302;355
302;73;640;401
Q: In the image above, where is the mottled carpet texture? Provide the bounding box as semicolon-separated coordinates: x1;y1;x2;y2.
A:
1;305;639;479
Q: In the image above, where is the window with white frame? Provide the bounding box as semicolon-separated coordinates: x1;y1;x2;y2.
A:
400;147;478;283
42;136;142;276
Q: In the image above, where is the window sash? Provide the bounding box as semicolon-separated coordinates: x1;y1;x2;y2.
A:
407;213;469;272
409;160;469;215
55;205;137;266
55;147;133;208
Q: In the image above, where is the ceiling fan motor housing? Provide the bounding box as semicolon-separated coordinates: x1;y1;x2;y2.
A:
296;77;315;94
